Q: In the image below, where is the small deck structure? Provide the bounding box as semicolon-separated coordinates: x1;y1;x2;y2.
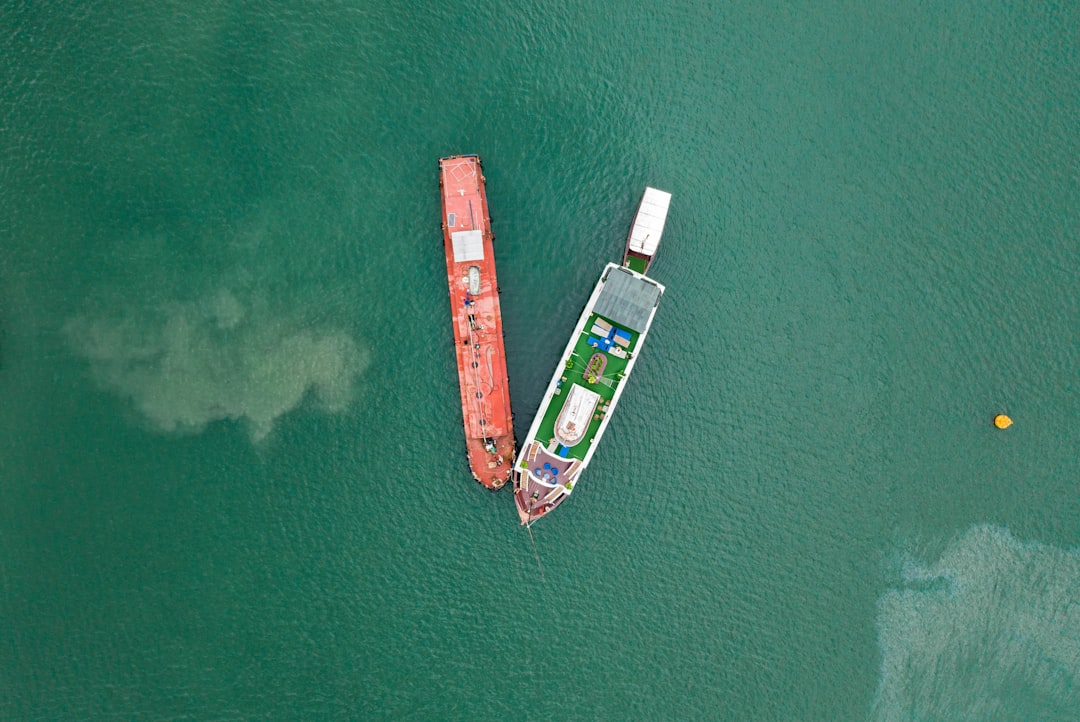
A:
623;187;672;274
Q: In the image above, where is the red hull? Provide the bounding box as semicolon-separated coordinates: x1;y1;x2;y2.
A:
439;155;515;489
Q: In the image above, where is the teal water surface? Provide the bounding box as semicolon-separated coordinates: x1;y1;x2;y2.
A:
2;2;1078;719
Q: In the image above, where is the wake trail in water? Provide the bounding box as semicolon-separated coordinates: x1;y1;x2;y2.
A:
526;522;546;583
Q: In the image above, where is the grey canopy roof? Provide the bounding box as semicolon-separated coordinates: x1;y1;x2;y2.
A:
593;267;662;332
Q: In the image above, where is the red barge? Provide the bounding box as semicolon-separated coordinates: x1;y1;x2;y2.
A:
439;155;515;489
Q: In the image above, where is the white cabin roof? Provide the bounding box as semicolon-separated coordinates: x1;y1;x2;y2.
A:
451;230;484;262
627;187;672;257
554;383;601;448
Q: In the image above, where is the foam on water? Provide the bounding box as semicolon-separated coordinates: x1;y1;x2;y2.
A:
873;525;1080;720
65;286;368;441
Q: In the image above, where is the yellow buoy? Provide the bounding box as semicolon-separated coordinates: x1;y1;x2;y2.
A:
994;414;1013;429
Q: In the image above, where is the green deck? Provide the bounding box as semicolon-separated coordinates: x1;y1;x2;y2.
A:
625;255;649;274
521;312;639;463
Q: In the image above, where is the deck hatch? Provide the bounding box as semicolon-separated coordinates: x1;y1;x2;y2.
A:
451;229;485;262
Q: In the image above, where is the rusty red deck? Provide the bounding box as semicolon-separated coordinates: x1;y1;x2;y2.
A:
439;155;515;489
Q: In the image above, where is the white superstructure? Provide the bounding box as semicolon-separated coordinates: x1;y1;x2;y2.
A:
626;187;672;258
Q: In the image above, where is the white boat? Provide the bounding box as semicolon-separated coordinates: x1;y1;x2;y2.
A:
511;187;671;523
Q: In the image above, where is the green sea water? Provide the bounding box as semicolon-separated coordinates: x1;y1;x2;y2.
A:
2;1;1078;718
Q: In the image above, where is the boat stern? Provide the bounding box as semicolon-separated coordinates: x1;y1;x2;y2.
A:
467;434;515;490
